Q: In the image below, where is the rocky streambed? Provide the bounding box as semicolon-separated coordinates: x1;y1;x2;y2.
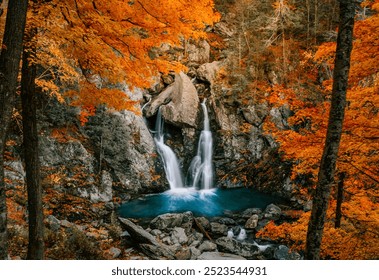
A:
118;204;302;260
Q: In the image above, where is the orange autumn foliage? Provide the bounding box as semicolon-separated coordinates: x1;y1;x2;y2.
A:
260;1;379;259
23;0;220;122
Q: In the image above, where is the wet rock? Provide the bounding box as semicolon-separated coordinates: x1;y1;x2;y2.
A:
216;237;239;253
214;217;237;226
197;252;246;260
210;222;228;236
264;204;282;220
190;247;201;260
274;245;302;260
198;241;217;252
188;232;204;247
255;219;271;231
215;237;260;258
195;217;210;230
171;227;188;245
245;214;259;229
261;245;276;259
247;126;266;160
150;212;194;232
168;244;182;253
241;208;262;219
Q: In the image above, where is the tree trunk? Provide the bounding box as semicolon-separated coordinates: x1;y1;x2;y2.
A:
21;27;44;260
335;172;345;228
305;0;355;260
0;0;29;260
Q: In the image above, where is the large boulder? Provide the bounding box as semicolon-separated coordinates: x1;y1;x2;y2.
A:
263;204;282;220
146;72;200;128
245;214;259;229
216;237;260;258
119;217;175;260
150;212;194;232
210;222;228;236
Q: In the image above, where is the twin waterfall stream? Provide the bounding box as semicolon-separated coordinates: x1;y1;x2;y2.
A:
154;100;214;191
119;98;282;223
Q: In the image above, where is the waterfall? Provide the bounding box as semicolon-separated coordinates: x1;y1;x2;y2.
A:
154;109;184;189
237;228;247;241
187;99;214;190
153;99;213;190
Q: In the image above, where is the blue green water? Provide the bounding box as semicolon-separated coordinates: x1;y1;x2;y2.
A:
118;187;284;218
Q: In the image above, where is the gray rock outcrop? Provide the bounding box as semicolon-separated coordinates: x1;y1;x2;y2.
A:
146;72;199;128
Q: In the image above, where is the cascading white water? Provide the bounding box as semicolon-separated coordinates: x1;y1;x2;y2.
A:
154;109;184;189
237;228;247;241
187;99;214;190
153;99;213;190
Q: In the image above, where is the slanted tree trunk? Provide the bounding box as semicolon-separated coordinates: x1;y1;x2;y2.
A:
305;0;355;260
21;26;44;260
335;172;345;228
0;0;29;260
